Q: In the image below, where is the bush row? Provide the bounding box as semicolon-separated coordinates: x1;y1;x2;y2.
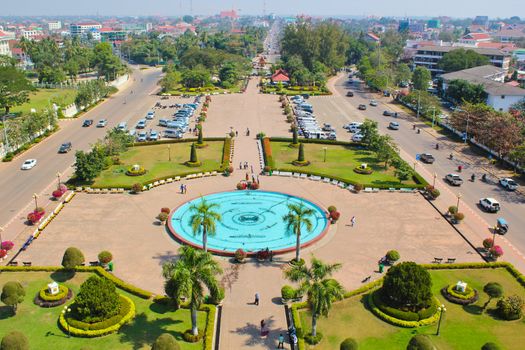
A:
367;293;440;328
262;137;274;168
221;137;232;170
58;295;135;337
372;290;438;321
0;266;153;299
129;137;226;148
200;304;216;350
66;295;132;331
269;137;364;147
445;284;477;300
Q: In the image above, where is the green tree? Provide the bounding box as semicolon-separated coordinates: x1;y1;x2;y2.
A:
93;42;124;81
282;202;314;262
161;71;181;92
509;143;525;169
0;65;34;114
412;66;432;91
284;257;345;338
496;295;524;320
182;15;194;24
359;119;379;146
406;334;435;350
381;262;433;310
75;275;121;322
439;48;490;73
1;282;25;314
292;126;298;145
189;142;198;163
483;282;504;310
181;67;211;88
74;150;104;182
188;197;222;253
373;134;399;167
395;63;412;86
218;62;239;88
297;142;305;162
162;246;222;336
340;338;358;350
197;128;204;145
0;331;29;350
152;333;180;350
446;79;487;104
61;247;85;269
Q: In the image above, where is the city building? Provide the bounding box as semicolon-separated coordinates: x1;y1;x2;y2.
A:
219;10;238;19
70;22;102;40
47;21;62;31
271;69;290;84
441;65;525;111
493;27;525;43
21;28;43;40
0;31;15;57
427;19;441;29
413;46;511;75
458;32;492;45
99;28;127;43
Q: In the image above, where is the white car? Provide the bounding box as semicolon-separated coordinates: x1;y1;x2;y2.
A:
352;134;364;142
97;119;108;127
388;122;400;130
479;198;501;213
499;178;518;191
21;159;37;170
370;100;378;107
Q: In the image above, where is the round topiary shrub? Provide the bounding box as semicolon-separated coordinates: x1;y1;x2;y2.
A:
340;337;358;350
157;212;169;223
496;295;524;320
406;334;435;350
448;206;458;215
161;207;171;214
131;183;143;194
281;285;296;300
327;206;337;213
483;238;494;250
98;251;113;264
74;275;121;323
381;262;433;311
304;332;323;345
481;342;501;350
353;183;363;192
386;250;400;263
182;330;202;343
61;247;85;269
234;248;247;262
152;333;180;350
0;331;29;350
453;212;465;223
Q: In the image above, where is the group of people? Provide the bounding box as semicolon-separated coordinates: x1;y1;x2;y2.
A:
179;184;188;194
254;292;285;348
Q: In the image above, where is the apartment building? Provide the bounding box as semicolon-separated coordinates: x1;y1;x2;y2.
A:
0;31;15;57
48;21;62;31
70;22;102;40
414;46;511;75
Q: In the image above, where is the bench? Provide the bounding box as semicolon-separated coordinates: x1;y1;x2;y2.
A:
7;261;18;266
446;258;456;264
433;257;443;264
22;262;32;267
89;261;99;266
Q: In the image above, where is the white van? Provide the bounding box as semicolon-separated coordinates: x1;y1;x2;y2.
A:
117;122;127;131
164;129;182;138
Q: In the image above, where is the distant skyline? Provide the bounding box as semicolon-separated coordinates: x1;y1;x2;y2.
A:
1;0;524;18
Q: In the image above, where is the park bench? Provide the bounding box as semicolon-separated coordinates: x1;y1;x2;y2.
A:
89;261;99;266
23;262;32;267
7;261;18;266
433;257;443;264
446;258;456;264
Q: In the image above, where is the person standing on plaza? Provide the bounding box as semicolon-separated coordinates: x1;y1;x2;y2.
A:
254;292;260;305
180;184;184;194
277;333;285;348
351;216;356;227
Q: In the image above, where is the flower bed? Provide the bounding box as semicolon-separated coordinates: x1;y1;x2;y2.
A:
262;137;274;168
353;166;373;175
441;284;479;305
125;166;147;176
34;285;73;307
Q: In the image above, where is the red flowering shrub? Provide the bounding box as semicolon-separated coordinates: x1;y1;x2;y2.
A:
52;190;64;199
161;207;171;214
58;184;68;192
0;249;7;259
250;182;259;190
490;245;504;258
1;241;14;251
329;211;341;221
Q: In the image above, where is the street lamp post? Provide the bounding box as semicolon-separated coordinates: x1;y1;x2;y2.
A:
56;172;61;188
32;193;39;211
0;226;3;246
433;172;437;188
323;147;327;162
167;145;171;161
431;107;436;129
436;304;446;335
456;193;462;212
416;90;421;118
62;306;72;338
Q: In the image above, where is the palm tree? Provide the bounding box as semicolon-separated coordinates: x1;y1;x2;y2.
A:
162;246;222;336
282;202;314;262
188;197;222;253
284;257;345;338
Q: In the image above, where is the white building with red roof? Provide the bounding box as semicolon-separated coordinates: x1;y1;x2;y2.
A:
458;32;492;45
0;31;15;57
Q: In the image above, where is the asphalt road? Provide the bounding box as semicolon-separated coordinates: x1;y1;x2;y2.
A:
309;74;525;252
0;67;163;228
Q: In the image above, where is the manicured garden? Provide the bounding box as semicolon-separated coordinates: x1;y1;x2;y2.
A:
11;88;77;114
92;140;227;188
260;85;330;96
0;270;207;350
267;139;420;188
295;265;525;350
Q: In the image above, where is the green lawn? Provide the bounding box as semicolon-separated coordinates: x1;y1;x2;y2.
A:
0;271;206;350
93;141;225;188
270;141;417;187
12;89;77;114
298;268;525;350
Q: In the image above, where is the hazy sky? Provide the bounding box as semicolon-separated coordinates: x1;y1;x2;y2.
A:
1;0;524;18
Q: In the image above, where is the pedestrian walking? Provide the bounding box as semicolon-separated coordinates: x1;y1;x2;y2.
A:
254;292;260;305
180;184;184;194
256;175;260;184
239;161;242;170
351;216;356;227
251;165;254;173
277;333;285;348
252;175;256;183
184;184;187;194
236;130;238;137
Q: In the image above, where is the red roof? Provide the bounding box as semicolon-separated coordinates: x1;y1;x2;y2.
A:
99;27;114;32
220;10;238;19
464;33;491;40
477;42;516;51
367;32;380;42
271;69;290;82
0;31;8;37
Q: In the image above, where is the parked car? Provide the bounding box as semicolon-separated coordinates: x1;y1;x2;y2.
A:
82;119;93;127
479;198;501;213
97;119;108;127
164;129;183;138
358;104;367;110
117;122;127;131
146;111;155;119
128;129;137;137
322;123;335;132
499;178;518;191
445;173;463;186
136;119;147;129
369;100;378;107
346;91;354;97
388;122;400;130
352;134;364;142
148;130;159;141
420;153;435;164
21;159;37;170
383;110;393;116
58;142;72;153
343;122;362;130
136;132;147;142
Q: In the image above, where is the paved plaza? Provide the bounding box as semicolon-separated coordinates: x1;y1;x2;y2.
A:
17;79;481;349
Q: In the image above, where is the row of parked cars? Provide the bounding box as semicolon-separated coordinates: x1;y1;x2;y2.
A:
291;95;336;140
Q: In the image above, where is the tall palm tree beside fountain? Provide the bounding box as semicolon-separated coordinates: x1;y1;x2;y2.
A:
282;202;314;263
188;198;222;253
162;246;222;336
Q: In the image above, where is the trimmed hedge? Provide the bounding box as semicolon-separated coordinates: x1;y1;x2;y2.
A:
441;286;479;305
39;285;69;301
200;304;216;350
262;137;274;168
34;287;73;308
66;295;132;331
58;295;135;337
371;290;438;322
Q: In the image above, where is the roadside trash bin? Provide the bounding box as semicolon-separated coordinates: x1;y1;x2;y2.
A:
379;263;384;273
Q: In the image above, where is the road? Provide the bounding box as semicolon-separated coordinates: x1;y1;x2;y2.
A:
0;67;163;234
309;73;525;255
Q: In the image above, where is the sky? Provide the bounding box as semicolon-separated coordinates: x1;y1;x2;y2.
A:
1;0;524;18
